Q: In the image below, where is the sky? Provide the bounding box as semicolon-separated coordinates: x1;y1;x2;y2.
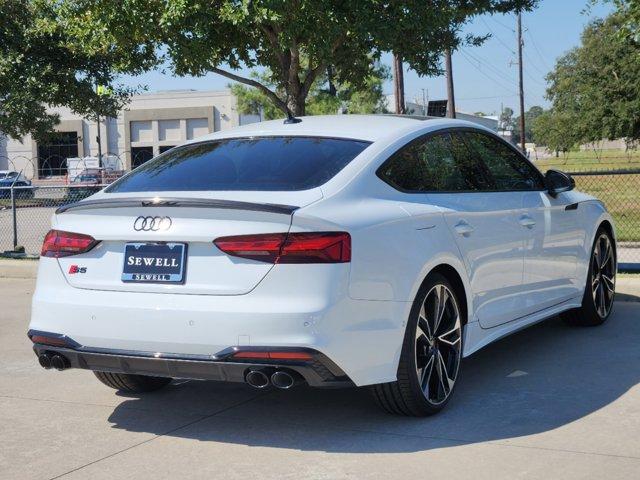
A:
120;0;614;116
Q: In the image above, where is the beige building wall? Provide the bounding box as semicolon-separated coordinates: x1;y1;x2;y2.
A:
3;89;253;178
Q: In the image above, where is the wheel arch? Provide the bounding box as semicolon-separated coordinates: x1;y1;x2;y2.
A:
598;220;616;252
420;263;470;327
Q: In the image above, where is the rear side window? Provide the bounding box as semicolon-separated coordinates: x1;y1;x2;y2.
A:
377;133;493;192
107;137;370;192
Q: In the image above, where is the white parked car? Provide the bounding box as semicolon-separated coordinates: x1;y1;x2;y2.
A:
29;115;616;416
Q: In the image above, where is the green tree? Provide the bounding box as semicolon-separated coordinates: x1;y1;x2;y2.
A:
60;0;537;117
531;110;581;154
232;63;389;119
0;0;135;140
513;105;544;144
545;12;640;144
597;1;640;42
499;107;515;131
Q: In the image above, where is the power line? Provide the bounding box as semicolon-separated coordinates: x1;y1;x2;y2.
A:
524;23;553;71
461;48;518;87
481;18;516;54
523;50;548;78
458;94;519;101
490;15;515;33
458;49;518;95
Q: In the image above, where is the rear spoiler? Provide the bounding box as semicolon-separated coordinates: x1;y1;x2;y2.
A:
55;197;299;215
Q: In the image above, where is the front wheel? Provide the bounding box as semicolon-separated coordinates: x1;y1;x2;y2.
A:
372;273;463;416
562;228;616;326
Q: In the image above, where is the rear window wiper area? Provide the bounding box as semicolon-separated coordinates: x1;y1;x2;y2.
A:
56;197;299;215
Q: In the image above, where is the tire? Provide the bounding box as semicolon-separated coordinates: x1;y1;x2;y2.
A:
93;371;172;393
372;272;464;416
562;228;616;327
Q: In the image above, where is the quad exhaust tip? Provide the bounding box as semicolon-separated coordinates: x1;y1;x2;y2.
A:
245;369;301;389
38;353;69;371
38;353;52;369
271;371;296;389
245;369;270;389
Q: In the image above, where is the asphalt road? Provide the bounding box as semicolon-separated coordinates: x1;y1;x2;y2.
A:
2;277;640;479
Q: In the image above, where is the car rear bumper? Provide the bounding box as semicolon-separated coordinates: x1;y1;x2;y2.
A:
30;335;351;387
29;258;411;386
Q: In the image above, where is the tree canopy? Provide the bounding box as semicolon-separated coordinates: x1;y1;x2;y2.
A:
232;62;390;120
541;10;640;147
0;0;135;140
59;0;537;117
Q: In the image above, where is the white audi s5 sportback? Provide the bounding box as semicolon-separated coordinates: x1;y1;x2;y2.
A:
28;115;616;416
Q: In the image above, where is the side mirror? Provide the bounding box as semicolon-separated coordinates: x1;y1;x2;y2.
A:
545;169;575;197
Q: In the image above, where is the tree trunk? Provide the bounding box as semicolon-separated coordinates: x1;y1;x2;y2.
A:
287;94;306;117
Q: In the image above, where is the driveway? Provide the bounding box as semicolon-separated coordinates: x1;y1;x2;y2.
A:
2;277;639;479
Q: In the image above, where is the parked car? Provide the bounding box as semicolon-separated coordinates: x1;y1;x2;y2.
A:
68;169;104;200
0;171;34;199
28;115;616;416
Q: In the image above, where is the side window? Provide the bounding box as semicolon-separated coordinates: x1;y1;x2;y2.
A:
462;132;544;191
377;133;490;192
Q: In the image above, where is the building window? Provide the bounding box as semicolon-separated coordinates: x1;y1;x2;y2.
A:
131;146;154;168
37;131;78;177
158;145;176;154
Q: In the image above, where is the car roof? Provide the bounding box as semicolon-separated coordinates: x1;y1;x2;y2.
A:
187;114;488;144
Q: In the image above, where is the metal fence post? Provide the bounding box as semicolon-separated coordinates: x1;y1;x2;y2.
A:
11;183;18;251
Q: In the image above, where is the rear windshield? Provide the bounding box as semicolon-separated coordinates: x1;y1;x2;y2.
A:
106;136;370;192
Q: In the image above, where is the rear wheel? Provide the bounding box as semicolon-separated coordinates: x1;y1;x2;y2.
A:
93;371;172;393
372;273;463;416
562;229;616;326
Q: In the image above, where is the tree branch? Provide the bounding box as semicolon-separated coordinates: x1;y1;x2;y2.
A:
211;67;289;114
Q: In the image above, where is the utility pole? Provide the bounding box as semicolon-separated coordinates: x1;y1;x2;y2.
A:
445;49;456;118
96;115;103;167
393;53;405;114
421;88;428;116
517;12;526;153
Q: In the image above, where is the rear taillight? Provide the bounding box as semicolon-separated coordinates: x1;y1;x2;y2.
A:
41;230;97;258
214;232;351;264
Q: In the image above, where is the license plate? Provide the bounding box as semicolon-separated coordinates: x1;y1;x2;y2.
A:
122;243;186;283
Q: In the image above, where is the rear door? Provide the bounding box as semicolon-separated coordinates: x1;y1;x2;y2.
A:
377;131;527;327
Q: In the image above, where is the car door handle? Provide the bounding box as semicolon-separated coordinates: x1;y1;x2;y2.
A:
454;220;475;236
519;215;536;228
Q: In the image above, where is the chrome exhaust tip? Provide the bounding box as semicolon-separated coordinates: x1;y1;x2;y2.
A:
38;353;53;369
245;369;270;389
50;354;69;371
271;370;297;389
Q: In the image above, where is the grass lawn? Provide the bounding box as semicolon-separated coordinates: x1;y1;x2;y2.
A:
534;149;640;172
531;149;639;243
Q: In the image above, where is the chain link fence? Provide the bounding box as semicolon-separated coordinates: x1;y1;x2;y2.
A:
567;168;640;271
1;155;639;270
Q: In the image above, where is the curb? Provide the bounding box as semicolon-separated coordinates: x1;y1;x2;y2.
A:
0;259;38;279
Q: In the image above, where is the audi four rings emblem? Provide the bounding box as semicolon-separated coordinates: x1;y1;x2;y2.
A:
133;216;172;232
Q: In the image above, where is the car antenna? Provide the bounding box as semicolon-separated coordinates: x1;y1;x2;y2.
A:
283;109;302;124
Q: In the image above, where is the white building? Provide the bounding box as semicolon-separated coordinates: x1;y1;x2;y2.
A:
383;95;499;132
0;89;259;179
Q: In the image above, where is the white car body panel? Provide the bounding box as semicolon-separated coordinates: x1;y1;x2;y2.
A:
29;115;615;387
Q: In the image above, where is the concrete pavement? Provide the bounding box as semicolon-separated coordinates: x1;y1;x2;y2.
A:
1;277;639;479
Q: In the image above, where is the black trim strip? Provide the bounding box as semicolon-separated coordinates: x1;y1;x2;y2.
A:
565;203;579;211
55;197;299;215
